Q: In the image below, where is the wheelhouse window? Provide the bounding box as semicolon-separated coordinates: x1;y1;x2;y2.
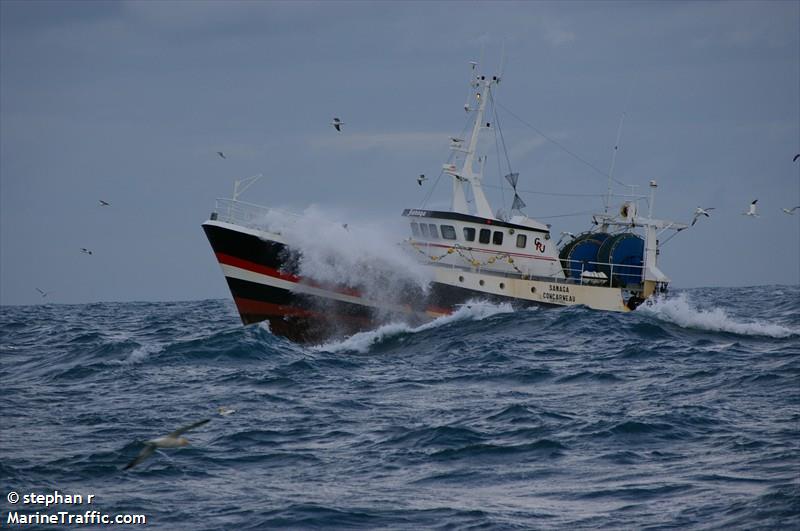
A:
516;234;527;248
493;231;503;245
463;227;476;242
410;222;421;237
420;223;430;238
440;225;457;240
428;224;439;239
479;228;491;244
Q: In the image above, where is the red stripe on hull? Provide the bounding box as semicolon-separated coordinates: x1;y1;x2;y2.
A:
217;253;299;282
216;252;362;298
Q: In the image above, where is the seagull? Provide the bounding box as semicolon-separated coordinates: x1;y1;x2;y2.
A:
80;248;93;255
99;200;111;207
217;407;236;416
742;199;759;217
782;206;800;215
691;207;714;226
556;231;575;247
35;288;52;298
216;151;226;159
124;418;211;470
331;117;344;132
417;174;427;186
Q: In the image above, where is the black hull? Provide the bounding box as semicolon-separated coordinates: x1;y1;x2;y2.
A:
203;221;533;343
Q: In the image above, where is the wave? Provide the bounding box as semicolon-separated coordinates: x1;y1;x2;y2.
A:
637;294;798;339
122;343;163;364
313;300;515;353
430;439;567;462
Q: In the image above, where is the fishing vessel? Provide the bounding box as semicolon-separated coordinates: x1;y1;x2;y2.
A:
202;62;687;343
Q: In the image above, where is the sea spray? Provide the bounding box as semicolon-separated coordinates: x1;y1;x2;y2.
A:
638;293;798;338
256;205;432;300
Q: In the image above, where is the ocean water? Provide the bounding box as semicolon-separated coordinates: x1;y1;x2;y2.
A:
1;286;798;529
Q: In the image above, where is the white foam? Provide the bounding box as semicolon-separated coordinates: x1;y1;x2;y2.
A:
314;300;515;354
638;293;798;339
256;205;431;297
117;343;163;365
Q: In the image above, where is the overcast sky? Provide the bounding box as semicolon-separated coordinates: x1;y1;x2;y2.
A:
1;0;798;306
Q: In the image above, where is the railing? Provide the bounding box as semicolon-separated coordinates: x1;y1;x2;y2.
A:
211;204;647;290
560;257;644;288
210;198;299;231
406;240;644;289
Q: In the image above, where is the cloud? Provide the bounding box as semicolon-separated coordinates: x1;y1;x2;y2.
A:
542;25;576;47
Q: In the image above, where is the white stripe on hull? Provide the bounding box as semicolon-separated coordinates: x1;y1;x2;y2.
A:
219;263;423;315
426;267;629;312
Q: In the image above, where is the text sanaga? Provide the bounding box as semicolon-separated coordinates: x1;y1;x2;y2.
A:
543;284;575;303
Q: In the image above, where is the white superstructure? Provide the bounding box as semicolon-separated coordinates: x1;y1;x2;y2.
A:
400;61;688;311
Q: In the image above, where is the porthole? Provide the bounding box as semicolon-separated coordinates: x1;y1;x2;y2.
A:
479;279;485;286
499;282;505;290
530;286;536;294
458;275;464;282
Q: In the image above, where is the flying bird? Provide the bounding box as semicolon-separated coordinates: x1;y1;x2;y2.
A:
80;248;93;255
691;207;714;226
331;117;344;132
793;154;799;162
216;151;226;159
781;206;800;215
99;200;111;207
35;288;52;298
124;418;211;470
742;199;759;217
417;174;427;186
556;231;575;247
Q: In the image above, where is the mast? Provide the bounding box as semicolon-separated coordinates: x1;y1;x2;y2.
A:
446;63;498;218
604;112;626;214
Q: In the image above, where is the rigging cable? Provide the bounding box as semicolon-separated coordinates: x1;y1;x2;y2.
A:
495;101;627;187
489;88;511;212
534;209;597;220
604;112;626;213
490;89;514;175
490;97;506;211
657;228;683;247
480;182;605;198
